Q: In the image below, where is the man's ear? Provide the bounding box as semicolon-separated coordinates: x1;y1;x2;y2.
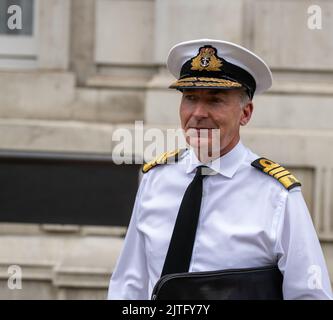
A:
240;102;253;126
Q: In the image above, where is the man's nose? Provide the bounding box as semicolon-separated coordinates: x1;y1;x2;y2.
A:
192;102;208;119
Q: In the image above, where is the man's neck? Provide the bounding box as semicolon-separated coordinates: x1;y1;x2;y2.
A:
195;136;241;164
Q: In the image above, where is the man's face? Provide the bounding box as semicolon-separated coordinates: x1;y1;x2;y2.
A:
179;88;253;160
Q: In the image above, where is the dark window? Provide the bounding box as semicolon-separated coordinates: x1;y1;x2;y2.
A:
0;150;140;226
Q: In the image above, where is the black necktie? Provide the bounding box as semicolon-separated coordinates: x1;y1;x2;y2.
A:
161;166;207;276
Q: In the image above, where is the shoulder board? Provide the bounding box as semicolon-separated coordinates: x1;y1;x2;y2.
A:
251;157;301;191
142;149;186;173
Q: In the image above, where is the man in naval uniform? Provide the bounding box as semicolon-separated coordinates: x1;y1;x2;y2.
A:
108;39;333;300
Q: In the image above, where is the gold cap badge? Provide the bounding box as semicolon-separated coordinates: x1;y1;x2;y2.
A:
191;46;223;72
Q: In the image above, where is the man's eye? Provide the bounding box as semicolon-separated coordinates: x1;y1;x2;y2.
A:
210;98;224;104
185;95;197;101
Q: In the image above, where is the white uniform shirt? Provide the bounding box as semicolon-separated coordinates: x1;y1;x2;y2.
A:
108;141;333;300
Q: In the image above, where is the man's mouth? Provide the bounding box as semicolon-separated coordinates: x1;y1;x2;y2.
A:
186;128;219;140
188;127;216;130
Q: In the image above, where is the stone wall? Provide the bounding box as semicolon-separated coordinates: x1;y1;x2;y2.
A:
0;224;125;299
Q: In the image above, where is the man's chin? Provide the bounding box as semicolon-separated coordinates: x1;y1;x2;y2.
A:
187;139;220;162
187;138;210;149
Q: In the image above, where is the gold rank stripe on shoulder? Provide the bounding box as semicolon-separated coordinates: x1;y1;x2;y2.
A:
251;157;301;191
142;149;183;173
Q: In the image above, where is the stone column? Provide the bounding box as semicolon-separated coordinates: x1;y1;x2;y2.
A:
145;0;246;125
38;0;71;70
70;0;97;85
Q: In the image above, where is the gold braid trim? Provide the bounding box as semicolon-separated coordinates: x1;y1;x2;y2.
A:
142;149;181;173
177;77;239;83
170;78;242;88
251;157;302;191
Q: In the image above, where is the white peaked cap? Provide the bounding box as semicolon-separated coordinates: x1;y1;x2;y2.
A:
167;39;272;96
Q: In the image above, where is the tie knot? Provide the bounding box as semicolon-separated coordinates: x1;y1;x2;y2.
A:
195;165;209;178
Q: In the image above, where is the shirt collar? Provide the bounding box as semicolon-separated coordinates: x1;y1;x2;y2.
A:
185;140;247;178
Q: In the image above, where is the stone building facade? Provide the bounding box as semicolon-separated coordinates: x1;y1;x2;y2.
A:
0;0;332;299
